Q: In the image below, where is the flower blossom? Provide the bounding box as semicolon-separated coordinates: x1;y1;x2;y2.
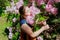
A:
16;0;24;10
26;5;40;25
26;16;34;25
47;0;55;5
30;6;40;17
54;0;60;3
12;18;17;22
8;33;13;39
36;0;45;6
50;7;58;15
45;4;53;12
37;36;43;40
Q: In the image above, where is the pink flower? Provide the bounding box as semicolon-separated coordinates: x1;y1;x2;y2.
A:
36;0;45;6
45;4;53;12
12;18;17;22
37;36;43;40
8;33;13;39
16;0;24;10
15;10;19;14
26;16;34;25
30;6;40;17
50;7;58;15
54;0;60;3
45;4;58;15
25;6;40;25
43;0;49;3
19;0;24;4
9;27;12;32
26;6;40;25
47;0;55;5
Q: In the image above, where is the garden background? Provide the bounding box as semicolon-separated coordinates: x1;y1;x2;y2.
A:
0;0;60;40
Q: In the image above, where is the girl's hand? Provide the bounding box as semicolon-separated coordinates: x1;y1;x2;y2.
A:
42;24;50;30
36;20;47;26
40;21;47;26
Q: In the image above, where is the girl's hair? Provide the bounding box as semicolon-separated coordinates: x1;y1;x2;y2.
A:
19;6;25;20
28;2;32;7
19;6;25;15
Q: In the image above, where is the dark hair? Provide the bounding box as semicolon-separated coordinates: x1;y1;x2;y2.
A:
19;6;25;15
19;6;25;20
28;2;32;7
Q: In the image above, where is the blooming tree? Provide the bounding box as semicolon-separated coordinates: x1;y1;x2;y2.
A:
4;0;60;40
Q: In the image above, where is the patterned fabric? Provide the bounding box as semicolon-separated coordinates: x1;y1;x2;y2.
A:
20;19;27;25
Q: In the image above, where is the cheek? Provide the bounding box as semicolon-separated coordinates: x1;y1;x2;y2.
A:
25;13;31;16
25;10;31;16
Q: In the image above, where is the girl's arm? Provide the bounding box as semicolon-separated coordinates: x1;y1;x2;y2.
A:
21;23;49;38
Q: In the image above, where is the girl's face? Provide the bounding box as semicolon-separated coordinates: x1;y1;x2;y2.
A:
24;7;31;16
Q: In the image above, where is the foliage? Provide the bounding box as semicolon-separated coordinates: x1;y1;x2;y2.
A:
0;0;60;40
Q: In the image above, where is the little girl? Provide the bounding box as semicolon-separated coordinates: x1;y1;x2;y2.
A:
19;5;49;40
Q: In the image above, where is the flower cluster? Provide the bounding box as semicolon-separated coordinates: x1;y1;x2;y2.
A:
12;17;17;23
36;0;58;15
26;5;40;25
16;0;24;10
37;36;43;40
26;0;59;25
26;16;34;25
